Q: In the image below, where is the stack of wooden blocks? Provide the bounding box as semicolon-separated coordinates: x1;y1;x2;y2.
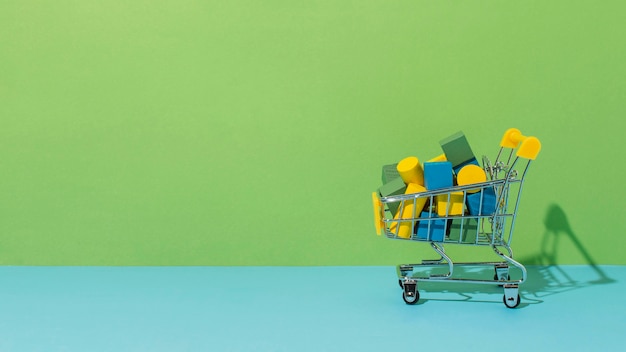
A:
378;131;496;241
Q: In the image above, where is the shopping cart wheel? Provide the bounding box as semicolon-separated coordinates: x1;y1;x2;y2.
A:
503;294;521;308
401;280;419;305
402;290;420;305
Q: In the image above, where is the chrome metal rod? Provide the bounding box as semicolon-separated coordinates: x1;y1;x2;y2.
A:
492;245;527;284
429;242;453;278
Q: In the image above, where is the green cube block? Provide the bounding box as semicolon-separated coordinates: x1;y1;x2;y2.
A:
378;177;406;214
382;163;400;184
439;131;477;170
448;218;479;243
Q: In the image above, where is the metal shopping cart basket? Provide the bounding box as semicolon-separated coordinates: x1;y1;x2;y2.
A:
372;128;541;308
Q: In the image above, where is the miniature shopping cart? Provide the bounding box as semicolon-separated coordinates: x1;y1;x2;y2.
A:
372;129;541;308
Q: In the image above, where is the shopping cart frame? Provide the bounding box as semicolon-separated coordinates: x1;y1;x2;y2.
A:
372;129;541;308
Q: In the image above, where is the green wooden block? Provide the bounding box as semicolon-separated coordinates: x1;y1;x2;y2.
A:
382;163;400;184
439;131;477;170
378;177;406;214
448;218;479;243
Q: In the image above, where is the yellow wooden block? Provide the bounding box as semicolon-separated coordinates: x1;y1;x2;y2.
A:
371;192;384;236
428;154;447;162
389;183;427;238
457;164;487;193
396;156;424;186
436;192;464;216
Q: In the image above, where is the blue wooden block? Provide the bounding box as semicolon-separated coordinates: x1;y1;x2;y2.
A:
424;161;453;190
415;211;446;242
466;187;497;216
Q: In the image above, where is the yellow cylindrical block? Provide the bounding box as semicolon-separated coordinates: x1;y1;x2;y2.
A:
389;183;427;239
457;164;487;193
396;156;424;186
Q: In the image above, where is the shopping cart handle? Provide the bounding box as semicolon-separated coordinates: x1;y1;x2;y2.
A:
500;128;524;148
517;136;541;160
500;128;541;160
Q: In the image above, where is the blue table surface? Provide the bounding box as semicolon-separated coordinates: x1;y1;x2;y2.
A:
0;265;624;351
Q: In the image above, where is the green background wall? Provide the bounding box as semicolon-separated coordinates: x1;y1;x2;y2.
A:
1;1;624;265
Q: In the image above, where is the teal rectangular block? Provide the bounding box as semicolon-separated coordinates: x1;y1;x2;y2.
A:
416;211;446;242
424;161;453;190
467;187;497;216
439;131;477;170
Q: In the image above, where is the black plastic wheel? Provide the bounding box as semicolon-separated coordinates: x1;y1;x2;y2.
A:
398;279;403;288
402;290;420;305
503;294;521;308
